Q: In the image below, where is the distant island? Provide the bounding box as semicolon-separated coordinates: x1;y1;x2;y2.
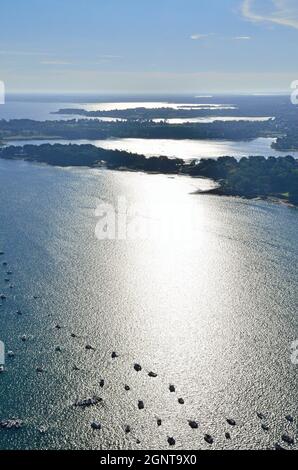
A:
2;112;298;152
0;118;278;142
53;106;273;120
52;98;298;152
1;143;297;205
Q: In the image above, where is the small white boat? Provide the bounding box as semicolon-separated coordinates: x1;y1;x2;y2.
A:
0;341;4;372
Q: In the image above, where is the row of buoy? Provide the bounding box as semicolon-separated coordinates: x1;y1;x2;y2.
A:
0;251;13;291
0;256;15;300
0;265;254;447
0;249;296;449
0;255;15;373
74;351;296;448
77;352;296;447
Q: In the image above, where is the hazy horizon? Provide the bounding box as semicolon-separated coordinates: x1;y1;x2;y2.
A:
1;0;298;94
4;91;293;98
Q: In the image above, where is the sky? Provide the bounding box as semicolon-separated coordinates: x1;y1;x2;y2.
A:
0;0;298;94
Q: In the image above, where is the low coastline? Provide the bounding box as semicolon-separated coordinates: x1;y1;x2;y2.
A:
196;187;296;208
0;142;297;207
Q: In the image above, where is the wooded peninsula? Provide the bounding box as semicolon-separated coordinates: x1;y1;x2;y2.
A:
1;143;297;205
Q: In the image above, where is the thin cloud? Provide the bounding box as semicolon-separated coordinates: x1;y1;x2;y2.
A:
0;51;122;63
233;36;251;40
190;33;251;41
41;56;123;66
241;0;298;30
97;55;122;60
41;60;72;65
190;33;212;40
0;50;54;56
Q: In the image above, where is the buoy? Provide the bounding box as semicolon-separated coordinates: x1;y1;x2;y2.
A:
227;418;236;426
91;421;101;430
281;434;294;445
148;371;157;378
274;443;287;450
188;420;199;429
134;363;142;372
204;434;214;445
168;437;176;446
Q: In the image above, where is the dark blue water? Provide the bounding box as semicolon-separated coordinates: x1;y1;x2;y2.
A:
0;158;297;449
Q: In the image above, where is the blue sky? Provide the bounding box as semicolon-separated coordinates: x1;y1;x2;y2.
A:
0;0;298;93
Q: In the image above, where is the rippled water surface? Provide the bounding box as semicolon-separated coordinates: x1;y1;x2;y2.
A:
8;137;298;160
153;117;274;124
0;100;236;121
0;158;297;450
